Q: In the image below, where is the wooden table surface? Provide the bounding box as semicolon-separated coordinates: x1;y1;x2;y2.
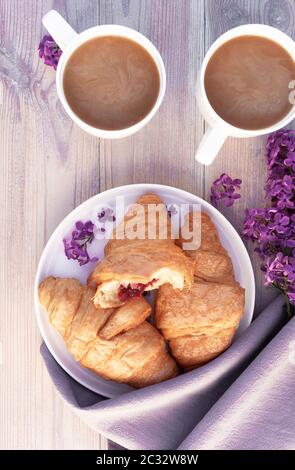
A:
1;0;294;450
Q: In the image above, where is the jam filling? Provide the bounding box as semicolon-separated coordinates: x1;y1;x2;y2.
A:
118;279;158;302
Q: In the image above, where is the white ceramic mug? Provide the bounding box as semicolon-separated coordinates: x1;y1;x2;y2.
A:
195;24;295;165
42;10;166;139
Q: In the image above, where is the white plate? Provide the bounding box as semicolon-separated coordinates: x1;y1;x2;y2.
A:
34;183;255;398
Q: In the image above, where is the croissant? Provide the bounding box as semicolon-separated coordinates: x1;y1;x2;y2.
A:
156;212;245;370
177;212;235;284
39;276;178;387
89;193;194;308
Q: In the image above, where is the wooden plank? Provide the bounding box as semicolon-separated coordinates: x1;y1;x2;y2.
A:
98;0;205;195
0;0;106;450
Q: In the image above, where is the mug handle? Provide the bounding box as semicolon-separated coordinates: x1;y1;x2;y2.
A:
195;122;228;165
42;10;77;51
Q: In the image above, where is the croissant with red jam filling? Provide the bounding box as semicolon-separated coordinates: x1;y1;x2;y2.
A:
89;193;194;308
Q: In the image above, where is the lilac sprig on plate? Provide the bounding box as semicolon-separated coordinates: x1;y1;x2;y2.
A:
210;173;242;207
243;130;295;316
63;208;116;265
38;35;62;69
63;221;98;266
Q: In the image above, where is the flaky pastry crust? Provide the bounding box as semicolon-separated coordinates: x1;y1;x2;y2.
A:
156;211;245;370
39;276;178;387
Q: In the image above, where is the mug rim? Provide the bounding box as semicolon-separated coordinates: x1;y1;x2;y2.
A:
55;24;166;139
199;23;295;136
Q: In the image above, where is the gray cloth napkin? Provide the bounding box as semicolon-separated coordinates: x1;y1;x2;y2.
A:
40;295;293;450
178;308;295;450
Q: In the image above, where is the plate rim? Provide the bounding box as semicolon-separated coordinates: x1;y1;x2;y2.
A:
34;183;255;396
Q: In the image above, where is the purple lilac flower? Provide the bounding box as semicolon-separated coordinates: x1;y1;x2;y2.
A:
268;212;290;235
284;151;295;171
210;173;242;207
265;253;295;287
38;35;62;70
63;221;98;266
243;208;276;243
265;175;294;209
264;252;284;286
244;130;295;315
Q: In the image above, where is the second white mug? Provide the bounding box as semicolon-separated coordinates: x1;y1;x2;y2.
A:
195;24;295;165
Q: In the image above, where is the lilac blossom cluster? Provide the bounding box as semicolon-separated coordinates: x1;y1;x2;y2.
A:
210;173;242;207
38;35;62;69
243;130;295;314
63;221;98;266
63;208;116;266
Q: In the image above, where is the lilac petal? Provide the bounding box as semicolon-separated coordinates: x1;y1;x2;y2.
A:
84;220;94;231
224;198;234;207
75;221;84;230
